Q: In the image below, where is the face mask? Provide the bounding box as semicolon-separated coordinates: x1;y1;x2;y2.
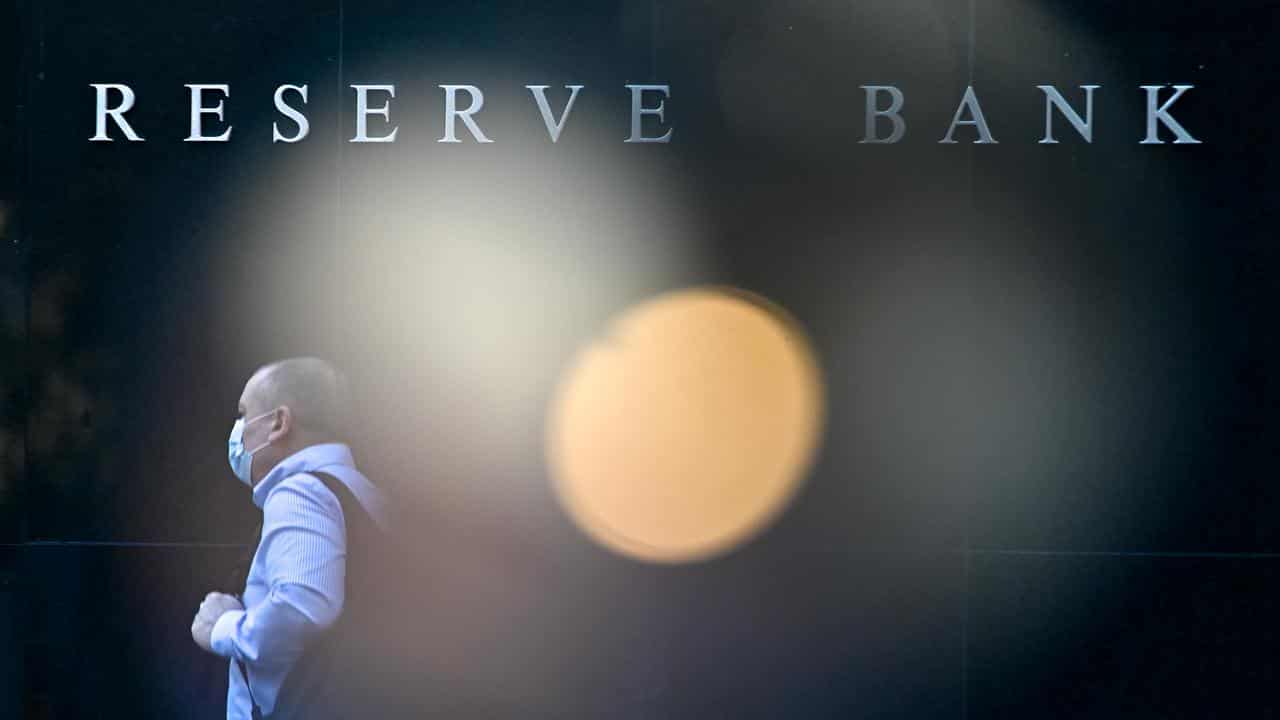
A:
228;410;275;487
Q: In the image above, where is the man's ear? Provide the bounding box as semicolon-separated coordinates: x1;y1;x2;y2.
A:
268;406;293;443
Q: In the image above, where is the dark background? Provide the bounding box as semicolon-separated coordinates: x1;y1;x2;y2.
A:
3;0;1278;718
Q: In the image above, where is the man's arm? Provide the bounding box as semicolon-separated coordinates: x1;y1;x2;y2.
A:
209;474;347;667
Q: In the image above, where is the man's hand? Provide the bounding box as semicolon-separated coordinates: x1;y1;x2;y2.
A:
191;591;244;654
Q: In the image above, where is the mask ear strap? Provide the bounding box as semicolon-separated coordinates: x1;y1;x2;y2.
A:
244;409;278;457
247;408;278;426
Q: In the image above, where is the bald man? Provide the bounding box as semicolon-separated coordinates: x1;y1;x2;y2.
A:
190;357;392;720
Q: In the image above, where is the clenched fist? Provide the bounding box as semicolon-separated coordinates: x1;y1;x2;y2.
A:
191;591;244;653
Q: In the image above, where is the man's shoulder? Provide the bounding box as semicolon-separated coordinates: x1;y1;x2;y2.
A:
262;471;345;520
269;467;391;532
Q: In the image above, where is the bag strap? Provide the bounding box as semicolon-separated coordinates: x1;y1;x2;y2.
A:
235;649;264;720
232;470;352;720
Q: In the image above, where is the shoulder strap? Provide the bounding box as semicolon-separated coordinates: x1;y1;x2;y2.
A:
236;656;264;720
308;471;375;531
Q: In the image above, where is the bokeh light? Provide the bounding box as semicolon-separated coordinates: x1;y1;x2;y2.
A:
548;287;824;563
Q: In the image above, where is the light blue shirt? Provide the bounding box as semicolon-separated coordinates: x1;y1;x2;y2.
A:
210;443;389;720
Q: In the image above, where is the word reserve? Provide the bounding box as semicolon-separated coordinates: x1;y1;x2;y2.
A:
88;83;673;144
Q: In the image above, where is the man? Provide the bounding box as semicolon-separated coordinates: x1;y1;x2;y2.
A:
190;357;392;719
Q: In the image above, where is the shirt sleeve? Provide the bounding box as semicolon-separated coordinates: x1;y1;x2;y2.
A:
210;474;347;666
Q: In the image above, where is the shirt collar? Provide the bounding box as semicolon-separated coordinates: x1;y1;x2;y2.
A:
251;442;356;509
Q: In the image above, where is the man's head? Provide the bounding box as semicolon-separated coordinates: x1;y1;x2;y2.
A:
233;356;348;486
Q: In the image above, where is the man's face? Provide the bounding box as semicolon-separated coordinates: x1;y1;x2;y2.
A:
237;370;284;486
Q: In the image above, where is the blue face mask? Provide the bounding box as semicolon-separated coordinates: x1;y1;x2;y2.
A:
228;411;275;487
